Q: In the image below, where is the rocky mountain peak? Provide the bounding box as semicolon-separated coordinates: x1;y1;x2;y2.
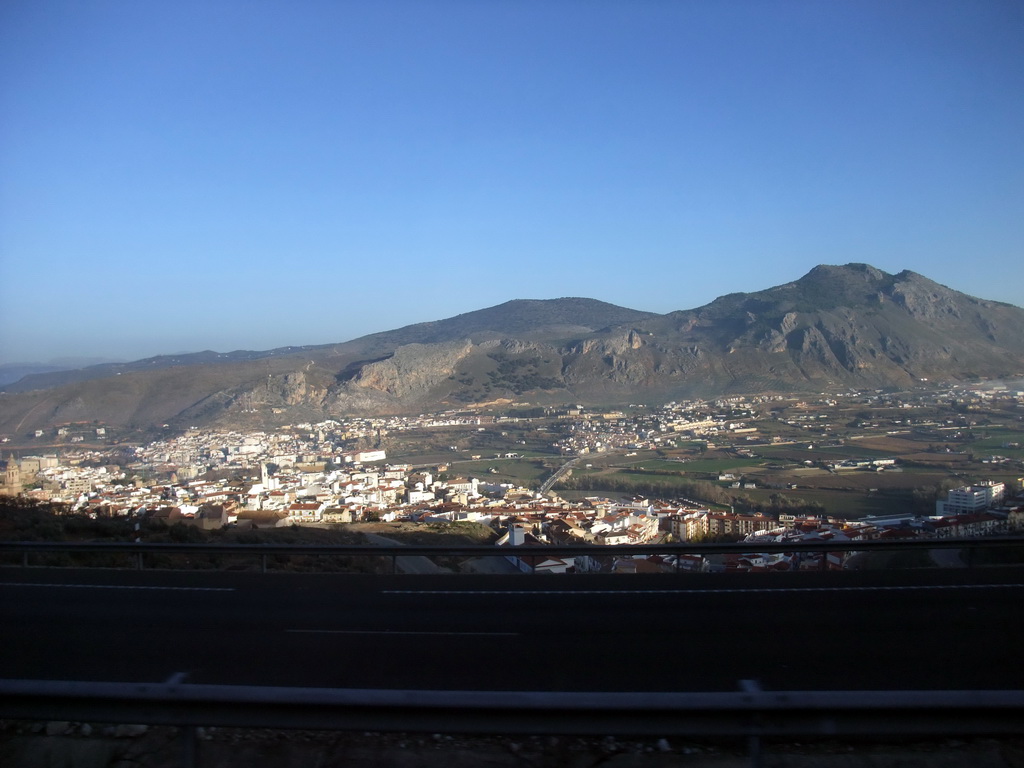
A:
801;262;888;284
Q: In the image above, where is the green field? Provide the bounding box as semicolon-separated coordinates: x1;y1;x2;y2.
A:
447;458;552;486
755;444;895;461
571;468;726;496
969;429;1024;459
563;460;952;519
737;487;911;519
633;458;762;474
763;468;949;492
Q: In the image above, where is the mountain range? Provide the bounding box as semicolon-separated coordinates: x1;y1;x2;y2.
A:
2;263;1023;437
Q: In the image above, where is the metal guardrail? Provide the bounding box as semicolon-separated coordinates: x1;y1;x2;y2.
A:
0;535;1022;571
2;678;1023;737
1;535;1022;557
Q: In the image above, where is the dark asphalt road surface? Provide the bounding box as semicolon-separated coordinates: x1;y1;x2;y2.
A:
2;566;1021;693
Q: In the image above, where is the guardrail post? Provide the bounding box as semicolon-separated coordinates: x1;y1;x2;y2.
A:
748;733;763;768
136;552;144;571
22;550;28;568
180;725;198;768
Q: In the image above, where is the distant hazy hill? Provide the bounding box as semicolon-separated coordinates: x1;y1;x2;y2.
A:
2;265;1022;437
0;358;124;388
0;348;323;394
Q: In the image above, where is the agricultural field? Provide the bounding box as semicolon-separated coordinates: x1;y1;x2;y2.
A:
635;457;764;474
751;467;949;492
849;435;953;454
970;429;1024;459
755;443;894;461
445;457;553;487
373;391;1023;521
560;438;1019;521
736;487;910;519
570;463;926;518
384;422;561;465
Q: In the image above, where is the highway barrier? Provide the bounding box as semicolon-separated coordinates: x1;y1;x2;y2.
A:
0;535;1023;572
3;678;1023;737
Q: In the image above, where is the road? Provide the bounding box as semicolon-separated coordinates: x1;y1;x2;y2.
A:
1;566;1022;693
539;456;581;495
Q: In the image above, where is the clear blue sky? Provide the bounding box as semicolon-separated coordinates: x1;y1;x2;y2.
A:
1;0;1022;365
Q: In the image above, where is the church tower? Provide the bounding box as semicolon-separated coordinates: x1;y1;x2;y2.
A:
1;454;21;495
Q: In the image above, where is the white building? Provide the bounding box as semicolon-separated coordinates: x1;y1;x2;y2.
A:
345;450;387;463
937;481;1005;516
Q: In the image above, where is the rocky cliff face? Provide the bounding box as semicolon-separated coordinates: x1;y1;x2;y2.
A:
1;265;1022;434
545;265;1024;401
321;341;476;414
636;265;1024;390
349;341;474;399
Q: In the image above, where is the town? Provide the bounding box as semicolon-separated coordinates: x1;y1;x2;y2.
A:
2;382;1022;574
